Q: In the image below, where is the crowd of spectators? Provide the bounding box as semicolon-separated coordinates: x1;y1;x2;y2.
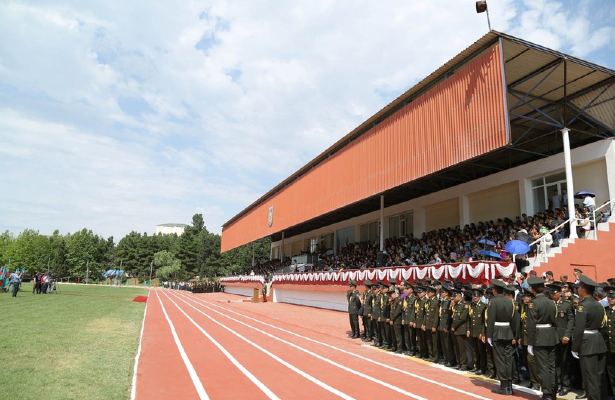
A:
243;202;604;275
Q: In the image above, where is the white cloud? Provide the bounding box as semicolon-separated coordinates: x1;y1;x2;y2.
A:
0;0;613;240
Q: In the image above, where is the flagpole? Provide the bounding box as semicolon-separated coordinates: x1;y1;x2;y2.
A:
85;260;90;285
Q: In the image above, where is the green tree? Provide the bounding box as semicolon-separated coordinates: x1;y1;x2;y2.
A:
6;229;50;274
154;250;181;280
48;230;67;277
0;230;13;266
65;228;109;281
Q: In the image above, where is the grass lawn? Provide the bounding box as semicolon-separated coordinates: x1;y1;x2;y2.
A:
0;283;148;400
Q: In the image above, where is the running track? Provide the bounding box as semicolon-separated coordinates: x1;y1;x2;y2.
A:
132;290;537;400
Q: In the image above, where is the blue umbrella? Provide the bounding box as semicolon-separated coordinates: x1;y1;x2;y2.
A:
574;191;595;199
478;238;496;246
504;240;530;255
479;250;502;259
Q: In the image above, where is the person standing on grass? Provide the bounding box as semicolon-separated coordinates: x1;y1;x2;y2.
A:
9;271;21;298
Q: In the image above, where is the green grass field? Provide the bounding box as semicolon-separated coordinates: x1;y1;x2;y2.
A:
0;283;148;400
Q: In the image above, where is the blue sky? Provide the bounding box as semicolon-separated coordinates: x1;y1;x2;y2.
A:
0;0;614;240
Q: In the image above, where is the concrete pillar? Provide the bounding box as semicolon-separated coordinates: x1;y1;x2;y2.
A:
459;195;470;227
519;178;534;217
562;128;577;238
414;207;426;237
605;139;615;203
333;230;337;256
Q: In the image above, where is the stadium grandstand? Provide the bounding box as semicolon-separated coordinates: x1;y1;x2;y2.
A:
220;30;615;284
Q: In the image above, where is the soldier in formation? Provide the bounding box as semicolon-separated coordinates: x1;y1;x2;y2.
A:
346;274;614;399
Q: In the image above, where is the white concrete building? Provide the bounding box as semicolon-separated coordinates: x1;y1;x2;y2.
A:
155;223;188;236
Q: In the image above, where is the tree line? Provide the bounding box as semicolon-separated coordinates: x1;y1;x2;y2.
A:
0;214;270;281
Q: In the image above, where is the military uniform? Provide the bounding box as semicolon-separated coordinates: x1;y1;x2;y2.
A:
402;290;417;354
362;281;374;340
468;298;488;373
372;287;383;346
571;276;607;400
486;280;518;395
553;292;575;393
415;292;427;358
347;282;362;338
438;293;454;366
526;278;559;399
452;296;470;369
382;291;392;349
519;299;539;389
424;291;440;361
390;293;403;352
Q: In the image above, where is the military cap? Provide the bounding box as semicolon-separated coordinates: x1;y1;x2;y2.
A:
546;282;563;291
471;289;483;297
603;285;615;298
521;290;533;297
363;279;373;287
349;279;357;287
607;278;615;286
403;280;412;288
415;286;425;293
576;274;598;288
490;279;507;289
426;286;437;293
504;284;517;293
441;285;454;294
527;276;545;286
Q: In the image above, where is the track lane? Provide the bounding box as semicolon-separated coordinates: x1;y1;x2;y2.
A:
159;290;354;400
182;292;527;400
155;289;278;400
134;290;202;400
169;291;430;400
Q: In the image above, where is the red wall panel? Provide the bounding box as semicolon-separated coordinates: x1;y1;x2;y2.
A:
222;43;508;252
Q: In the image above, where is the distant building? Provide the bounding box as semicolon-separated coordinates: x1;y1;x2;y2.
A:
155;223;188;236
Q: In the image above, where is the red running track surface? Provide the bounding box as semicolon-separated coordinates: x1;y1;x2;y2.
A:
133;289;536;400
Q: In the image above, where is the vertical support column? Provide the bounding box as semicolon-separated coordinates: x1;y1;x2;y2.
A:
605;140;615;204
519;178;533;217
414;207;426;237
281;231;285;260
562;127;577;239
379;195;385;252
333;230;337;256
459;195;470;227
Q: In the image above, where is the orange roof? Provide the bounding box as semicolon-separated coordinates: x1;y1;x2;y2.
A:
221;40;508;252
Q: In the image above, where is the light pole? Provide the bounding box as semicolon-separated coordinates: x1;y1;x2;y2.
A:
149;260;154;286
476;0;492;31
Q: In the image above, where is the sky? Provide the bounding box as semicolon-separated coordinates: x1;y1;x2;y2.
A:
0;0;614;241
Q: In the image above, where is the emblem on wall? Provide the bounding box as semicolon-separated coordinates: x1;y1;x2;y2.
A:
267;206;274;227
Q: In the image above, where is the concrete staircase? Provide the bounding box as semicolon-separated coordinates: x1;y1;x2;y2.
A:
529;216;615;282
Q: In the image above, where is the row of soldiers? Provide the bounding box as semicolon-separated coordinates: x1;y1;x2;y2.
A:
347;275;615;399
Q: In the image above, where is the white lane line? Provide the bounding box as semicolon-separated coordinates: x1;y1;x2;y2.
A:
187;293;493;400
155;291;210;400
170;291;426;400
163;292;281;400
161;291;355;400
130;290;149;400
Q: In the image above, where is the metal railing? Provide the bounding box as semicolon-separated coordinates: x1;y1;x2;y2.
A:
529;216;578;268
592;199;615;240
529;197;614;268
